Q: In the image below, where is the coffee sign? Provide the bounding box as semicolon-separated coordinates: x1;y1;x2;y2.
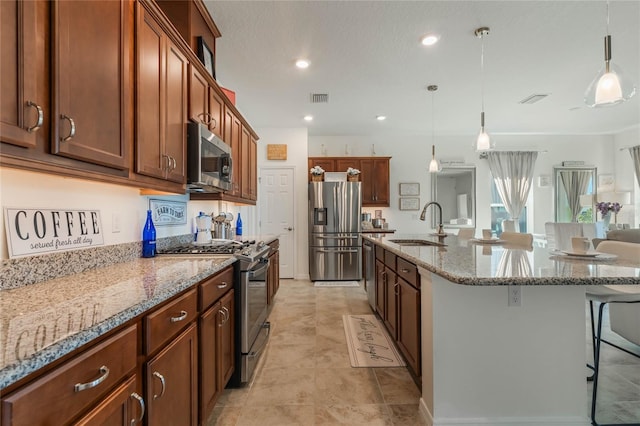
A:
4;208;104;258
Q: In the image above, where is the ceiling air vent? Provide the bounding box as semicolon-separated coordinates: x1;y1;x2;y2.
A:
310;93;329;103
518;93;549;104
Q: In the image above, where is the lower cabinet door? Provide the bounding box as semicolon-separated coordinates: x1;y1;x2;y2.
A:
397;278;421;377
73;376;144;426
199;301;221;423
375;260;386;317
146;323;198;426
384;268;397;339
218;290;235;387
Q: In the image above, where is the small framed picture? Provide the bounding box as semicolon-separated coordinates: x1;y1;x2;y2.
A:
149;199;187;226
399;197;420;211
197;37;215;79
399;182;420;196
598;173;614;191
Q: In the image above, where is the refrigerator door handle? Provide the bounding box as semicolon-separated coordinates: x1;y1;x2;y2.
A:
316;248;359;253
315;235;358;239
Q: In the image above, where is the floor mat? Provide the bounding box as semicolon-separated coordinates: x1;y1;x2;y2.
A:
342;314;406;367
313;281;360;287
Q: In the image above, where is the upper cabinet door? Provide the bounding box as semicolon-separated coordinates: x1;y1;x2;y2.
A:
164;40;188;183
0;0;41;148
208;89;224;139
189;65;209;126
52;0;130;170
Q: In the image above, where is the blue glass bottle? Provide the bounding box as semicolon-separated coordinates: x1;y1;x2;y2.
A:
142;210;156;258
236;213;243;236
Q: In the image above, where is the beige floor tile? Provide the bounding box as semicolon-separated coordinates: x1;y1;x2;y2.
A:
387;403;427;426
235;405;315;426
374;368;421;404
262;343;316;369
246;367;316;406
315;367;385;405
206;405;241;426
315;404;392;425
216;387;251;407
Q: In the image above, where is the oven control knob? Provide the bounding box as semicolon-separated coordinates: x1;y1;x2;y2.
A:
257;241;265;249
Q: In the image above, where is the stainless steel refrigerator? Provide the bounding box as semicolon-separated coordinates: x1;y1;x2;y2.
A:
308;182;362;281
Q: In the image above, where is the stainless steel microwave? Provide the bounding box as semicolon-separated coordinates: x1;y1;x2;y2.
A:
187;122;232;192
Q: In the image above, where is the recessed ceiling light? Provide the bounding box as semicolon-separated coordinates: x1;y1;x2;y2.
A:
421;34;440;46
296;59;310;69
376;115;387;121
303;115;313;121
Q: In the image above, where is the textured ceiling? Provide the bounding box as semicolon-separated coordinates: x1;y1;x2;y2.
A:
203;1;640;138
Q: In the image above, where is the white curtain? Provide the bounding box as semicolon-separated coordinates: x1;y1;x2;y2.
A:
559;170;591;222
487;151;538;229
629;145;640;189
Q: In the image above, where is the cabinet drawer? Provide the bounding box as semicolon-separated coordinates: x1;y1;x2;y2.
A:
384;250;396;269
145;289;197;355
397;258;419;288
199;266;234;311
375;245;384;262
2;325;137;426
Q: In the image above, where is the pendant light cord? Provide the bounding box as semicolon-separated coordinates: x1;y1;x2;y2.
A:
480;34;485;113
606;0;610;35
431;89;435;146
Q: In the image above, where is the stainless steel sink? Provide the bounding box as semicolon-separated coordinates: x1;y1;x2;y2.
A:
388;239;445;247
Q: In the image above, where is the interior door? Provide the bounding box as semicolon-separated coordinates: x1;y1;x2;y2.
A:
259;167;295;278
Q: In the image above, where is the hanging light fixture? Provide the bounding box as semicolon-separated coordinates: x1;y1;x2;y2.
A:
584;1;637;107
474;27;494;151
427;85;441;173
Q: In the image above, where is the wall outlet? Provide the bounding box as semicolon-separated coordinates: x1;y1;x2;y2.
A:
508;285;522;307
112;212;121;233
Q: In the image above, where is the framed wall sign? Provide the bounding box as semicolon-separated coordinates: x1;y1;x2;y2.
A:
399;182;420;196
267;144;287;160
149;199;187;226
197;37;215;79
399;197;420;211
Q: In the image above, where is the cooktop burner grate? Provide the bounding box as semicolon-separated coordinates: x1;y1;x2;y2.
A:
159;240;255;255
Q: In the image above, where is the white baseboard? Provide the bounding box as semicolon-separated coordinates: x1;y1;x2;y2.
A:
418;401;590;426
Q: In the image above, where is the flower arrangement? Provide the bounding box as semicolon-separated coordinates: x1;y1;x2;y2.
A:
346;167;361;176
310;166;325;176
596;201;622;221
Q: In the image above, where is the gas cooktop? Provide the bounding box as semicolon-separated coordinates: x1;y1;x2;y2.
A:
158;239;270;263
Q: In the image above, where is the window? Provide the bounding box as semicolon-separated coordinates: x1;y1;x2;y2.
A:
490;180;528;236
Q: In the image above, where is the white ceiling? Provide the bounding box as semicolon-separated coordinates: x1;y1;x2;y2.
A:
203;1;640;138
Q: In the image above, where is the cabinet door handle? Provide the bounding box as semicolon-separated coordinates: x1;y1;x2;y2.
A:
197;112;212;125
60;114;76;142
74;365;109;392
210;117;217;130
217;281;228;289
152;372;166;400
162;154;171;170
401;268;410;273
218;308;226;326
170;156;177;170
223;306;230;324
394;283;399;296
26;101;43;133
170;310;188;323
130;392;145;425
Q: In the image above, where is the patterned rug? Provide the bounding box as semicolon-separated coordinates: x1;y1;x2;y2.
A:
342;314;406;367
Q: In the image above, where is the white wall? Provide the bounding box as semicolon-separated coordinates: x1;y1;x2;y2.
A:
309;133;630;235
255;127;310;279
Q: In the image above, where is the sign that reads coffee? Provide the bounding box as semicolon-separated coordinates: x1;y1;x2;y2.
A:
4;208;105;258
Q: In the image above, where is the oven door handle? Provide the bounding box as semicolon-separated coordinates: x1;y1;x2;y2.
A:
247;259;270;278
316;248;359;254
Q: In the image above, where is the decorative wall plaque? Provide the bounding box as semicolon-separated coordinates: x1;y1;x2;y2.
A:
149;199;187;226
4;208;104;258
267;144;287;160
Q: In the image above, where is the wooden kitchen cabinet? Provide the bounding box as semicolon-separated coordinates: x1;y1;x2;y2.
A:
0;0;40;149
397;277;421;376
146;323;198;426
307;157;391;206
384;266;398;339
199;266;234;424
1;325;138;426
240;126;251;199
188;65;224;139
136;1;188;184
226;109;242;197
73;375;144;426
375;259;386;318
249;135;258;200
51;0;130;170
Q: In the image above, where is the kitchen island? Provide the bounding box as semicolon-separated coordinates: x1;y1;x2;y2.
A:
364;233;640;426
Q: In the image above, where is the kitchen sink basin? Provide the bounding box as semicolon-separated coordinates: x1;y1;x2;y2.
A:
388;239;445;247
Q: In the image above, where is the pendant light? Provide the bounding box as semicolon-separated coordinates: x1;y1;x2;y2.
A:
427;85;441;173
584;1;637;107
474;27;494;151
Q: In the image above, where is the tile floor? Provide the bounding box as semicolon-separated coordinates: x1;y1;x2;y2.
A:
207;280;639;425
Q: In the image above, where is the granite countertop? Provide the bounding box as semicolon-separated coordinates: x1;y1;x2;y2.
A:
0;255;235;390
364;233;640;286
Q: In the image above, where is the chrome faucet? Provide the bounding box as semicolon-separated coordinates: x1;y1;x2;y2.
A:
420;201;444;235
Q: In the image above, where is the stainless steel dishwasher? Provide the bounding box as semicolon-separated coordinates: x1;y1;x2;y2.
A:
363;240;375;310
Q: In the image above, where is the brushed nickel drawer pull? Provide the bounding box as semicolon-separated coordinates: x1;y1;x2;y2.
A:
152;371;166;399
60;114;75;142
130;392;145;424
210;118;217;130
74;365;109;392
401;268;410;273
222;307;230;324
217;281;228;289
26;101;43;133
170;310;188;323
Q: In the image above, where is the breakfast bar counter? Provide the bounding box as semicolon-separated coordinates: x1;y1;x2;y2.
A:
363;233;639;426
